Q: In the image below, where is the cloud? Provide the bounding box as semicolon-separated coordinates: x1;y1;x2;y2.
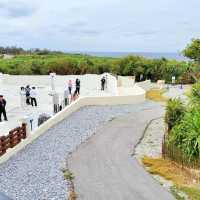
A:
60;27;101;36
0;0;199;52
69;21;88;28
59;21;101;37
136;31;158;36
0;1;37;18
122;30;158;38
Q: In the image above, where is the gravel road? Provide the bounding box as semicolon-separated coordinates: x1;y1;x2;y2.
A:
68;103;175;200
0;101;158;200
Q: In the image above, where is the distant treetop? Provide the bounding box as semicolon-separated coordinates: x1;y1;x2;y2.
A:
183;38;200;63
0;46;64;55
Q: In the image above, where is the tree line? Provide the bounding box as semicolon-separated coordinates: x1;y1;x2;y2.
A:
0;46;63;55
0;38;199;84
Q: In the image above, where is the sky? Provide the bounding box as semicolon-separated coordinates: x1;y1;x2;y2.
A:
0;0;199;52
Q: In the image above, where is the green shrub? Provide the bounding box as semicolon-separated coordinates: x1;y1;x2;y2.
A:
62;169;75;181
164;98;185;132
190;81;200;104
170;106;200;158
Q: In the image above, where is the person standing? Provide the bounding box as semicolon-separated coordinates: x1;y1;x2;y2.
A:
30;87;38;107
20;87;26;108
25;85;31;105
68;80;72;95
101;76;106;91
75;78;80;95
64;86;70;106
0;95;8;122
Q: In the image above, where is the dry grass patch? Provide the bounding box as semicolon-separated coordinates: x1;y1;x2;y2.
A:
142;156;200;200
146;89;168;102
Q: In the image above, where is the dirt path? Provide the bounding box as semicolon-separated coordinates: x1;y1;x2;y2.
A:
68;103;175;200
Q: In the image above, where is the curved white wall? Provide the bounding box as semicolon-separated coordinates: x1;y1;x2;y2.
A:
135;80;152;91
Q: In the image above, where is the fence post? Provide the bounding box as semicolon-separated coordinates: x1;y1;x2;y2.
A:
21;117;31;137
162;135;166;159
0;136;6;156
22;123;27;139
9;131;14;148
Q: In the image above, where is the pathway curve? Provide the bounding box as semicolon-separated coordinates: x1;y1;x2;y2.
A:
0;102;159;200
68;104;175;200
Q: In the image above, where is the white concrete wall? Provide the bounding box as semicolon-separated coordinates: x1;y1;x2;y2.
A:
118;85;144;96
0;88;146;164
102;73;118;95
135;80;152;91
117;76;135;87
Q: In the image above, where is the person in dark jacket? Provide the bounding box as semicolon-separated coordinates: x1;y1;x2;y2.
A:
25;85;31;105
101;76;106;91
75;78;80;95
0;95;8;122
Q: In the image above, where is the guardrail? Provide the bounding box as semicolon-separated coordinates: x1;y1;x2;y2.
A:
0;124;26;156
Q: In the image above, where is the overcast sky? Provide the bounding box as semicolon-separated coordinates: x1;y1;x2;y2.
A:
0;0;199;52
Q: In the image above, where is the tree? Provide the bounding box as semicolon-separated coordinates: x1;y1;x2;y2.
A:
183;38;200;63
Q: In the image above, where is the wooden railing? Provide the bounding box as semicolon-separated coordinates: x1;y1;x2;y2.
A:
0;123;26;156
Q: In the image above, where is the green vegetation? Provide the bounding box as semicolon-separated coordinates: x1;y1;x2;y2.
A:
190;81;200;105
0;39;199;84
62;169;75;181
142;156;200;200
166;82;200;159
183;38;200;63
179;186;200;200
165;98;185;132
170;106;200;158
170;187;185;200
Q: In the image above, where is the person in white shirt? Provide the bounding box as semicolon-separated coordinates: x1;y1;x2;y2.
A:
20;87;26;108
30;87;38;107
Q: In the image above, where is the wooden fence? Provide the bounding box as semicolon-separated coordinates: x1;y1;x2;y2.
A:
162;135;200;169
0;123;27;157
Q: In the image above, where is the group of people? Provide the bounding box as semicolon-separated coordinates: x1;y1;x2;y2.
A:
64;78;81;104
20;85;38;108
0;76;107;122
62;77;107;107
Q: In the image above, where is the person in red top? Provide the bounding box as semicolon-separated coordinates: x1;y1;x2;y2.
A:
0;95;8;122
68;80;72;95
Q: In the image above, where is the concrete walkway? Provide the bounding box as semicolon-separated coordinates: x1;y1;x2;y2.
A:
68;105;175;200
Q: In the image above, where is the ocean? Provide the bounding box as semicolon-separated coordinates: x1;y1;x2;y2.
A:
77;52;187;61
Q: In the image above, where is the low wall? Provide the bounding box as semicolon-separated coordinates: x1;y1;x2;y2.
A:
0;87;145;164
117;76;135;87
135;80;152;91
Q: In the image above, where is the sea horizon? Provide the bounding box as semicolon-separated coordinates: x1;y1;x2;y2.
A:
70;51;187;61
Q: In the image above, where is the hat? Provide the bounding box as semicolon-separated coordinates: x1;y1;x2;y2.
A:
0;95;3;97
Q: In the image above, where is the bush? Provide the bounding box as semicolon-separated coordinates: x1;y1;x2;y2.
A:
190;81;200;104
170;107;200;158
164;98;185;132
